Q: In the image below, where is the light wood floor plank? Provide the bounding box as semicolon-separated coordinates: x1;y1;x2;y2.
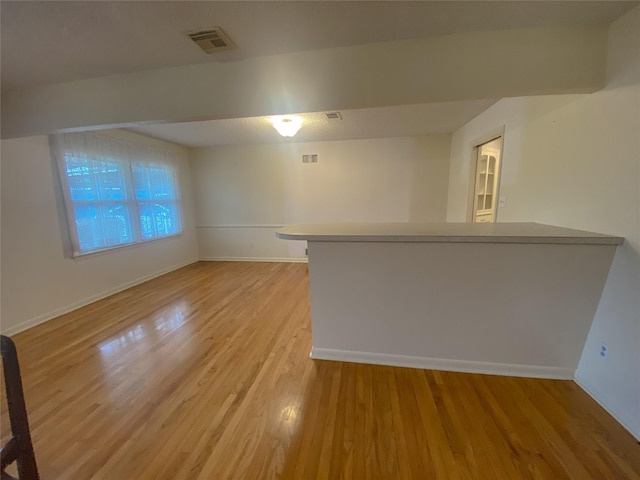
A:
2;261;639;479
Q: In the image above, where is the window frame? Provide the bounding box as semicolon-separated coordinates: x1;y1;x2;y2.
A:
51;132;184;258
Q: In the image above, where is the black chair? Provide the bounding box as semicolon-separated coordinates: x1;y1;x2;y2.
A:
1;335;39;480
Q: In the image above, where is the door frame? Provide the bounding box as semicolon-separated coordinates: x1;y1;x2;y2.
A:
466;126;505;223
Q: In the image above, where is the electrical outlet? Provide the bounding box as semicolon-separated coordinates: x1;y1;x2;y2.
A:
499;196;507;208
599;342;608;359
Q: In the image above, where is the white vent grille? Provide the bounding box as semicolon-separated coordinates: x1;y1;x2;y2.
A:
326;112;342;120
188;28;235;54
302;154;318;164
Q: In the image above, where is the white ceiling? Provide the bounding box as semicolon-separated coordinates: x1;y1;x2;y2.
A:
2;1;636;146
1;1;637;91
129;99;497;147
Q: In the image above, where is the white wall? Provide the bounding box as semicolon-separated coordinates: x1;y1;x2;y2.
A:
447;6;640;439
309;240;617;380
191;135;451;261
0;129;199;335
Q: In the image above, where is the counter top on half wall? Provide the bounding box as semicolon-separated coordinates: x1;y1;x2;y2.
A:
276;222;624;245
276;222;624;380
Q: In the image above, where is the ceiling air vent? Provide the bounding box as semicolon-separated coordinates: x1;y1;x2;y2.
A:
188;28;235;54
325;112;342;120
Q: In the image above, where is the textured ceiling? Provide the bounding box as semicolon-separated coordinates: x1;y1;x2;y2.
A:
2;1;637;91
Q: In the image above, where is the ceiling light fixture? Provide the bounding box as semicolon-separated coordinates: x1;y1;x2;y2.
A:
272;116;303;138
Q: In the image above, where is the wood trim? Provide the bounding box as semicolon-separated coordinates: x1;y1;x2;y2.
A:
199;256;308;263
310;347;575;380
195;224;284;229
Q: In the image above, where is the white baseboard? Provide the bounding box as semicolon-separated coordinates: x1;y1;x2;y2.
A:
200;256;308;263
574;378;640;441
0;258;199;336
196;224;283;229
310;347;575;380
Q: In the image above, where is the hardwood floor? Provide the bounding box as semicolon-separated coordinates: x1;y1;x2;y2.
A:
2;261;639;479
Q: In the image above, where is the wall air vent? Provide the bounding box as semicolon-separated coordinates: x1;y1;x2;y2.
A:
302;154;318;164
325;112;342;120
188;28;235;54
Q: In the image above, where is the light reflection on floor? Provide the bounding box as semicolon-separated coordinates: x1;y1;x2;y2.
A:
277;397;301;436
98;301;190;358
98;324;146;356
95;301;194;409
153;302;188;333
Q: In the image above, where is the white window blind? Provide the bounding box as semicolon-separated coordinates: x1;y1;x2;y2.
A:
51;132;183;256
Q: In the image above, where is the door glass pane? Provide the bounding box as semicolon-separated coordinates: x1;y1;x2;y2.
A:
472;138;502;222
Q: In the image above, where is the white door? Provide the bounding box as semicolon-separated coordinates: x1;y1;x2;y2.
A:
472;137;502;223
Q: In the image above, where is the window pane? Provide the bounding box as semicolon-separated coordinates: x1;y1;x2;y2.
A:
138;202;182;240
65;154;126;202
65;152;133;253
133;164;177;201
73;202;134;252
133;162;182;240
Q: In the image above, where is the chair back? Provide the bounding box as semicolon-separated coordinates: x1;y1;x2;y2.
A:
1;335;40;480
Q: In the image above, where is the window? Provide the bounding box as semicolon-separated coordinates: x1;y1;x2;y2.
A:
51;132;183;256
